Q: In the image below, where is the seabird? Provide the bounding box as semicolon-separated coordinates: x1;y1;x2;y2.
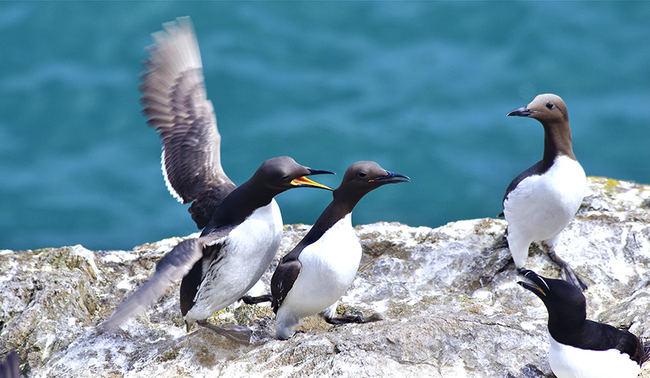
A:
517;269;648;378
101;156;333;342
502;94;587;289
269;161;409;340
100;18;335;342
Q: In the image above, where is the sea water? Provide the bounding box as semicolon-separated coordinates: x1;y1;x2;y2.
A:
1;2;648;250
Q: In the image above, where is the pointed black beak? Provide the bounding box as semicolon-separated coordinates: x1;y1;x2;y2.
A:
517;269;549;299
507;106;537;117
307;168;335;176
371;171;410;184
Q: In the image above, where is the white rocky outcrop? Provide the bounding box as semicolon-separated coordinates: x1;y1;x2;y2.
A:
1;177;648;377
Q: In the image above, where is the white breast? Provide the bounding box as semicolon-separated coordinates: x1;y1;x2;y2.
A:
548;335;641;378
186;199;283;322
504;155;586;266
281;213;362;318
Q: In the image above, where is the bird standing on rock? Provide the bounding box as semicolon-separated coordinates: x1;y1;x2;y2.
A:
502;94;587;290
101;157;333;341
268;161;409;340
517;269;648;378
100;18;335;343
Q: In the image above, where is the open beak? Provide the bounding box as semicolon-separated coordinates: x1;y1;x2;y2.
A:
369;171;410;184
507;106;537;117
290;169;334;190
517;269;549;298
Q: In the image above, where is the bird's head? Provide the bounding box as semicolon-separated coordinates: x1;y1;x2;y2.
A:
254;156;334;194
507;93;568;123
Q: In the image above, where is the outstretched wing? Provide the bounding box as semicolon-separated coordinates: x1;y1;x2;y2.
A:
141;17;236;228
100;238;203;330
99;228;231;330
271;258;302;313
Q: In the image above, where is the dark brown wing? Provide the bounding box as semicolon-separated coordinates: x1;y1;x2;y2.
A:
99;227;232;330
271;258;302;313
179;238;227;316
141;17;235;228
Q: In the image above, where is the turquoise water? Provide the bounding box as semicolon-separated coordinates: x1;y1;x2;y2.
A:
1;2;649;251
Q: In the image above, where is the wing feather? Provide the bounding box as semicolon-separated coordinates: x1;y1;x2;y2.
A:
99;238;203;330
271;259;302;313
141;17;235;227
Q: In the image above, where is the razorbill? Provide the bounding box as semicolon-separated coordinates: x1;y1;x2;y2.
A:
101;156;333;343
269;161;409;340
140;16;236;229
502;94;587;289
518;269;648;378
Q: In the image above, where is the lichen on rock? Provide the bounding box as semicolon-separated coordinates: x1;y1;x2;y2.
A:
0;177;649;377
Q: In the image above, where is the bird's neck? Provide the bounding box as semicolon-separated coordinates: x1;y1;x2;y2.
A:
208;179;275;229
299;198;354;247
542;120;576;169
231;179;275;209
547;309;586;344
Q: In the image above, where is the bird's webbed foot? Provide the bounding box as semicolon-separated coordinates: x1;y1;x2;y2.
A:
324;311;383;325
197;320;252;344
239;294;273;305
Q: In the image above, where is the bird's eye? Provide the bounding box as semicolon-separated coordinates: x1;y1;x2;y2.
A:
358;172;367;178
546;102;554;109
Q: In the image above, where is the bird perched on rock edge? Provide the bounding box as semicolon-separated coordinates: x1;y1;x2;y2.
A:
269;161;409;340
100;156;333;343
100;18;335;342
502;93;587;289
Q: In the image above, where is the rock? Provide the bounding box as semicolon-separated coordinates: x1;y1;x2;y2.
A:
1;176;649;377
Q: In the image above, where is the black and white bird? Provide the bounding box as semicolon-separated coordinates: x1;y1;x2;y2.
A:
269;161;409;340
101;156;333;341
518;269;648;378
502;94;587;289
100;18;335;342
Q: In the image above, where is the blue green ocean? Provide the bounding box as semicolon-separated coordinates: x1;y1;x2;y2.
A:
1;2;649;250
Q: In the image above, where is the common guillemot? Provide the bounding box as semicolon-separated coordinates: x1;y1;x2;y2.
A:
518;269;648;378
268;161;409;340
102;19;335;341
140;17;236;229
101;157;333;342
502;94;587;289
